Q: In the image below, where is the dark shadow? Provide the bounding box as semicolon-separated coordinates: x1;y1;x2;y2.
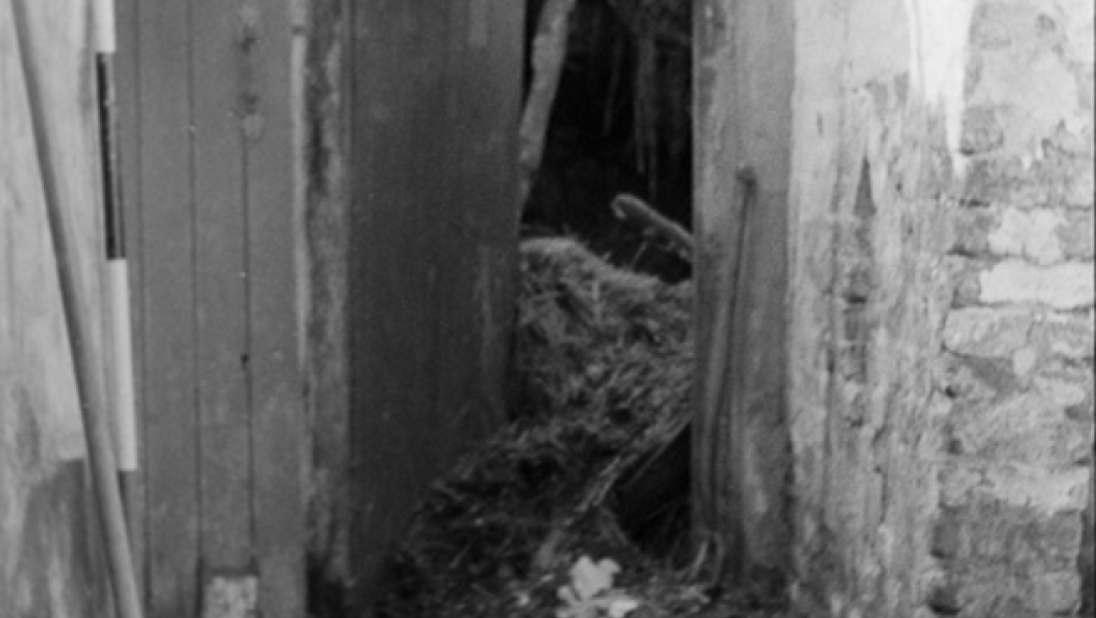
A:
522;0;693;284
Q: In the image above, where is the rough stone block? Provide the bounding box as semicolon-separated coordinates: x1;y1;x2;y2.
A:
951;205;1092;264
1033;358;1095;410
950;207;997;257
946;257;986;308
928;497;1086;614
1030;309;1095;359
926;564;1080;618
1060;209;1095;260
945;392;1091;466
1032;570;1084;614
938;353;1020;400
961;151;1095;208
943;307;1033;357
939;461;1089;514
978;260;1094;309
987;207;1066;264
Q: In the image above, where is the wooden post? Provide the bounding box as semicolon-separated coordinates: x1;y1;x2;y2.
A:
518;0;577;210
693;0;794;587
346;0;524;610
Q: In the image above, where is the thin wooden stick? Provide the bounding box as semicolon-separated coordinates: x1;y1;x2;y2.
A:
517;0;577;212
609;193;694;261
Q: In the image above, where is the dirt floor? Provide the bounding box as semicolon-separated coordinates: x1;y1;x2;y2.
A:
373;239;793;618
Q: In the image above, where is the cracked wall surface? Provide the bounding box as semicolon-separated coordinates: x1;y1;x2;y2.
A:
787;0;1094;616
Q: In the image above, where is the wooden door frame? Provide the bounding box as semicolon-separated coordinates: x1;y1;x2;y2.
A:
692;0;795;586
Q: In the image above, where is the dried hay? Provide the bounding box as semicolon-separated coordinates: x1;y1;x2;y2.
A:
374;238;787;618
513;237;692;428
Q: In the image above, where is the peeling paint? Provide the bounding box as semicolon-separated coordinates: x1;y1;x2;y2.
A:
789;0;1092;615
901;0;976;173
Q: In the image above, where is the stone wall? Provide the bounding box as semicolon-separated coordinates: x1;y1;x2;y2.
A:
787;0;1093;616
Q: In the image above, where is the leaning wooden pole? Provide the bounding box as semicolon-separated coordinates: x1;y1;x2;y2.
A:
517;0;576;212
93;0;139;478
10;2;144;617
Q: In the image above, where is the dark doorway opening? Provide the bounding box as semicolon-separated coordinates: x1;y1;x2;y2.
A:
521;0;693;284
363;1;802;615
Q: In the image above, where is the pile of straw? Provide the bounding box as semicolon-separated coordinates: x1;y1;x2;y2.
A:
375;239;787;618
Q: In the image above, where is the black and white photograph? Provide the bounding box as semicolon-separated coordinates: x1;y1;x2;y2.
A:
1;1;1093;617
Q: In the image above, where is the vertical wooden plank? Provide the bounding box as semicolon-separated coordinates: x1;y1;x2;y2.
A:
243;0;304;616
193;0;251;578
472;0;524;429
346;0;523;610
138;0;199;614
693;0;794;585
113;0;146;599
347;1;451;609
434;0;523;454
693;0;738;565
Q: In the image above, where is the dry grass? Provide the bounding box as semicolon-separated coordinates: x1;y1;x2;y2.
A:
374;238;789;618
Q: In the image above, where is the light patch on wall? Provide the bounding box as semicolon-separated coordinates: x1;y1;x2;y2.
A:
901;0;976;174
988;208;1066;265
979;260;1095;310
1059;0;1096;65
202;574;259;618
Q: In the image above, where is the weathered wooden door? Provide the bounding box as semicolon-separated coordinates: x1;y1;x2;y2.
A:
345;0;525;609
115;1;304;616
693;0;794;585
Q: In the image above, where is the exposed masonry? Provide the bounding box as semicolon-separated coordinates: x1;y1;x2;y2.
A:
933;1;1094;614
835;161;878;393
788;1;1093;616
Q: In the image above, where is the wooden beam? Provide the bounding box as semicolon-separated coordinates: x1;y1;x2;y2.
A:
693;0;794;587
347;2;452;606
243;1;305;615
137;0;200;613
193;0;251;579
346;0;523;609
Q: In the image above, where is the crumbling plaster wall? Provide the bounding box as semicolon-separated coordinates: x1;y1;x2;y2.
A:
0;126;102;616
788;0;1094;616
1;2;110;615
